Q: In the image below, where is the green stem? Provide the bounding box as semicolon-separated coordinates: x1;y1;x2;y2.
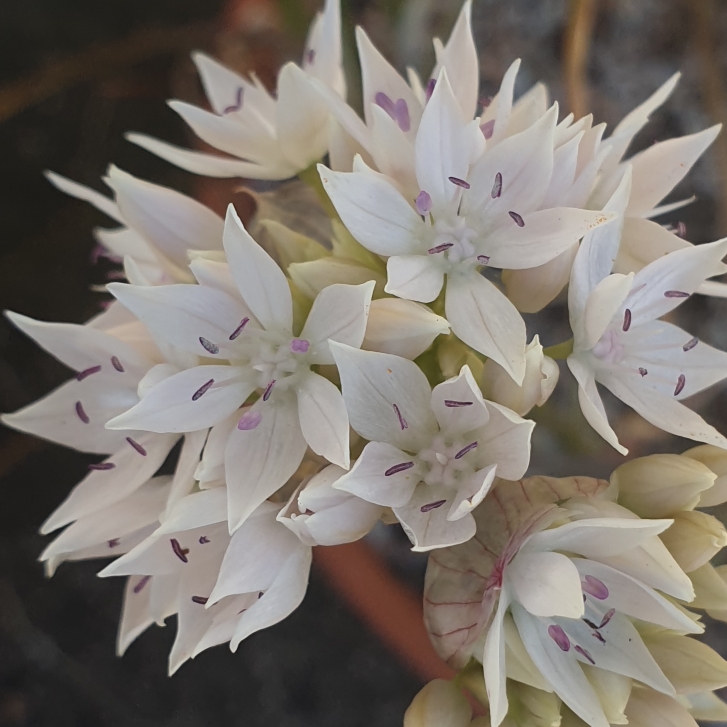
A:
298;163;340;220
543;338;574;360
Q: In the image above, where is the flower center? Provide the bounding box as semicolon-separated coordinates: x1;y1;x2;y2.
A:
417;434;478;488
591;329;625;364
250;336;311;394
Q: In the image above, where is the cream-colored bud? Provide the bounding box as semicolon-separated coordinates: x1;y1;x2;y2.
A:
689;563;727;610
504;613;551;692
660;511;727;572
682;445;727;507
404;680;472;727
438;336;484;381
644;632;727;694
508;682;561;727
288;258;385;299
256;219;326;268
706;564;727;622
480;336;559;416
612;454;716;518
625;689;698;727
683;691;727;722
583;666;631;724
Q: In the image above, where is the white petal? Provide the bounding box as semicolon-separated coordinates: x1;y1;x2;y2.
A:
485;59;522;145
475;400;534;480
580;272;634;350
222;205;293;333
45;171;123;222
385;255;445;302
483;590;510;727
369;105;417;194
300;495;383;546
430;365;490;436
168;430;208;506
296;372;349;468
117;576;154;655
445;273;527;384
614;217;692;275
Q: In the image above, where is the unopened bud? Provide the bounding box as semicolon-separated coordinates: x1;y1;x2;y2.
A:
612;454;716;518
288;258;384;299
583;665;631;724
480;336;559;415
660;511;727;572
684;691;727;721
509;681;562;727
689;563;727;610
404;680;472;727
624;689;697;727
682;445;727;507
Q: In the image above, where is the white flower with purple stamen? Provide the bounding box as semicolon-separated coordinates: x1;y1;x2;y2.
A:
330;345;533;551
567;170;727;454
107;205;374;531
320;71;614;382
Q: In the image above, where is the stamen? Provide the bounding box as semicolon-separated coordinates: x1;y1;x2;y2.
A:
477;255;490;265
444;400;473;408
425;78;436;101
199;336;219;354
238;410;262;430
76;365;101;381
582;618;600;630
582;575;609;600
683;337;698;352
547;624;571;651
416;190;433;216
75;401;90;424
394;99;411;132
199;536;210;544
491;172;502;199
575;645;595;665
170;538;189;563
192;379;215;401
108;539;119;548
126;437;147;456
223;87;244;115
88;462;115;471
479;96;493;108
420;500;447;513
374;92;396;117
622;308;632;332
191;595;209;605
229;318;250;341
664;290;689;298
448;176;471;190
111;356;125;372
480;120;495;139
674;374;686;396
385;462;415;476
454;442;478;459
133;575;151;594
509;211;525;227
290;338;310;354
676;221;687;238
428;243;454;255
598;608;615;629
263;379;276;401
592;630;606;644
393;403;408;430
638;367;648;377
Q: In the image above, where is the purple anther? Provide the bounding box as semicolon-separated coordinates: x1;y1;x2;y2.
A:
229;318;250;341
477;255;490;265
393;403;408;430
88;462;116;471
416;190;433;216
192;379;215;401
374;92;396;117
479;96;493;108
199;336;219;355
674;374;686;396
76;365;102;381
394;99;411;132
290;338;310;354
582;575;609;600
423;78;436;102
428;243;454;255
420;500;447;513
111;356;124;372
133;575;151;594
126;437;147;456
622;308;632;332
238;410;262;431
385;461;415;477
638;367;648;377
191;595;209;605
108;539;120;548
455;442;478;459
480;119;495;139
547;624;571;651
491;172;502;199
598;608;615;629
223;87;244;115
448;176;471;190
263;379;276;401
664;290;689;298
592;630;606;644
444;400;473;408
509;211;525;227
575;645;596;665
306;48;316;64
676;221;687;238
683;337;698;352
582;618;600;630
75;401;90;424
170;538;189;563
199;536;210;544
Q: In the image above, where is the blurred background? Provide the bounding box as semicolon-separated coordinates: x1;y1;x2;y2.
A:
0;0;727;724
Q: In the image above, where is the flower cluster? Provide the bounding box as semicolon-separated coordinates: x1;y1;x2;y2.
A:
6;0;727;723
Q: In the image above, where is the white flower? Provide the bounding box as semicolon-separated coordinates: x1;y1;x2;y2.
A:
331;345;533;551
46;166;224;283
106;205;374;530
320;71;613;382
127;0;344;180
567;169;727;454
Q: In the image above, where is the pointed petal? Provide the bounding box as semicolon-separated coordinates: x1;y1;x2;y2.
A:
45;171;123;222
117;576;155;655
431;365;489;436
484;590;511;727
581;272;634;350
385;254;445;302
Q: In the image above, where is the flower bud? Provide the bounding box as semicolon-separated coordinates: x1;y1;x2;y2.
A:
689;563;727;610
256;219;326;268
682;445;727;507
583;666;631;724
404;680;472;727
684;691;727;721
480;336;558;416
288;258;385;299
612;454;716;518
624;690;698;727
660;511;727;572
508;681;561;727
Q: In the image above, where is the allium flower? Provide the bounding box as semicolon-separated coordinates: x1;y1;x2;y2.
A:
332;346;533;550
